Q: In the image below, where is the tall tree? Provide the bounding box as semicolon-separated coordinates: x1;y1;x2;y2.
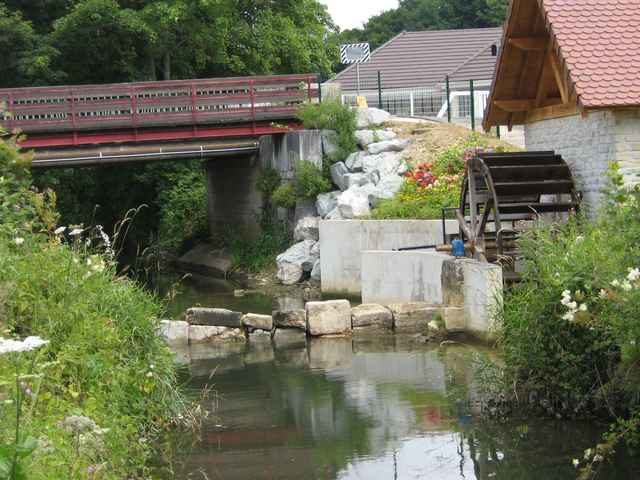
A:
0;5;62;87
2;0;74;32
50;0;152;84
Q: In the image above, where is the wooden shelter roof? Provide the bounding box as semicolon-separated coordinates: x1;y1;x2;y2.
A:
483;0;640;130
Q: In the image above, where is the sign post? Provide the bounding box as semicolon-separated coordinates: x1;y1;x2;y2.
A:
340;43;371;105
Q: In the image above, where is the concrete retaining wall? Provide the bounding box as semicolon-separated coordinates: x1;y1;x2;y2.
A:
319;220;459;295
361;250;451;304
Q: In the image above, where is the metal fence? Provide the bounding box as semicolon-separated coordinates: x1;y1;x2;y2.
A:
332;72;496;133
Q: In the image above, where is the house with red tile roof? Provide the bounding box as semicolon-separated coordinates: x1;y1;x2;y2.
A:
483;0;640;211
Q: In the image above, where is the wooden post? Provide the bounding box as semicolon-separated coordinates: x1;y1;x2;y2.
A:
469;79;475;131
445;75;451;123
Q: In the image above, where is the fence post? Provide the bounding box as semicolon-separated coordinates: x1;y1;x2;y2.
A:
410;91;415;117
377;71;382;109
469;79;475;131
317;74;322;104
496;125;501;139
445;75;451;123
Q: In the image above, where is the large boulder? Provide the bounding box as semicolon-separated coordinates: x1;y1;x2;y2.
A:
369;175;404;206
294;200;317;224
388;303;441;333
355;129;397;148
310;259;321;282
276;240;319;284
242;313;273;332
367;139;411;155
306;300;352;336
294;216;320;242
361;152;405;178
316;191;339;218
343;172;374;190
273;309;307;330
351;304;393;330
356;108;391;129
344;151;365;172
158;320;189;346
337;186;372;218
330;161;350;191
325;207;344;220
186;308;243;328
189;325;246;344
321;130;339;158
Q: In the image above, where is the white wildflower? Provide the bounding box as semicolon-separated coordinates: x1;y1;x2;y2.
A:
0;336;49;355
562;312;575;322
568;301;578;310
14;237;24;246
593;454;604;463
54;226;66;235
579;304;588;312
572;458;580;468
575;236;584;243
146;372;153;378
628;268;640;282
69;228;83;237
622;281;633;292
599;289;608;299
611;279;621;288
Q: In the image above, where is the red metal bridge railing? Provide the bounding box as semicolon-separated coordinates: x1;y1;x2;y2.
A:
0;74;319;136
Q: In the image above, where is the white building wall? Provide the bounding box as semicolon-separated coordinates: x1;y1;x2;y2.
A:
524;109;640;213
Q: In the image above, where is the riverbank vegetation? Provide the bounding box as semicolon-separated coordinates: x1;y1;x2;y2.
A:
0;136;189;478
495;165;640;476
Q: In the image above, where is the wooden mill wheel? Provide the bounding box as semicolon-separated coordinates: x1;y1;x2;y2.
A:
457;156;501;262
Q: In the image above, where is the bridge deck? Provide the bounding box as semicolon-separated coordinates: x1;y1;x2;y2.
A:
0;74;318;147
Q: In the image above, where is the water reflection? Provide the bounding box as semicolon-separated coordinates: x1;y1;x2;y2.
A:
171;337;638;480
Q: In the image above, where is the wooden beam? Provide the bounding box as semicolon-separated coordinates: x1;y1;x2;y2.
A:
525;102;579;123
548;50;569;103
508;36;547;51
494;99;536;112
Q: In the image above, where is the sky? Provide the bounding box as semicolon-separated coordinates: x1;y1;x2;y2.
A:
320;0;400;30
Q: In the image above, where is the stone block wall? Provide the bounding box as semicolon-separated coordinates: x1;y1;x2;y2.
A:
524;109;640;214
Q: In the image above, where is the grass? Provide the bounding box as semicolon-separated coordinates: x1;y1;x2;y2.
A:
0;234;190;479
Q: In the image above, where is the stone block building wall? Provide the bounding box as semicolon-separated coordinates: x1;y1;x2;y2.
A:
524;109;640;214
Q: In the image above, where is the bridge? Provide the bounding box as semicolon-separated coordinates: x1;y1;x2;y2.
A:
0;74;319;167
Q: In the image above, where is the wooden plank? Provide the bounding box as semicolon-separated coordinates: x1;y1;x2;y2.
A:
548;50;569;103
494;99;536;112
494;180;574;195
498;202;578;214
525;102;579;123
489;164;571;181
509;36;547;51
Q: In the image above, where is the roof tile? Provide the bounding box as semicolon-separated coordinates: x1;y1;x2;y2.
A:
544;0;640;108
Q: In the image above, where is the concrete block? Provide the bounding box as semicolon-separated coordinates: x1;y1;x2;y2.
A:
273;309;307;330
242;313;273;332
188;326;246;344
158;320;189;346
273;328;307;349
442;258;465;307
306;300;352;336
186;308;243;328
361;250;451;305
388;303;441;334
351;304;393;330
462;260;503;340
248;329;273;345
319;220;459;296
443;307;465;333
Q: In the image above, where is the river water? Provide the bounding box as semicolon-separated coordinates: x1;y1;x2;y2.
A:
164;279;640;479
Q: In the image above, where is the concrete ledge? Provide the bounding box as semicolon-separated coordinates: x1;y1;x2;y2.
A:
361;250;451;304
319;219;458;296
462;260;503;341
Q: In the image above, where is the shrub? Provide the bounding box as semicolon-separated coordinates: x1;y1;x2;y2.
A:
293;161;331;200
496;165;640;463
256;167;282;198
297;101;357;163
272;183;297;209
157;168;209;253
223;221;290;272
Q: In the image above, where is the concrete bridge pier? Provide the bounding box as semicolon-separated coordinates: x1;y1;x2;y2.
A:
205;130;323;239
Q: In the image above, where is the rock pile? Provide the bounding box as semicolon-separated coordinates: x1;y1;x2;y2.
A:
275;107;414;285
